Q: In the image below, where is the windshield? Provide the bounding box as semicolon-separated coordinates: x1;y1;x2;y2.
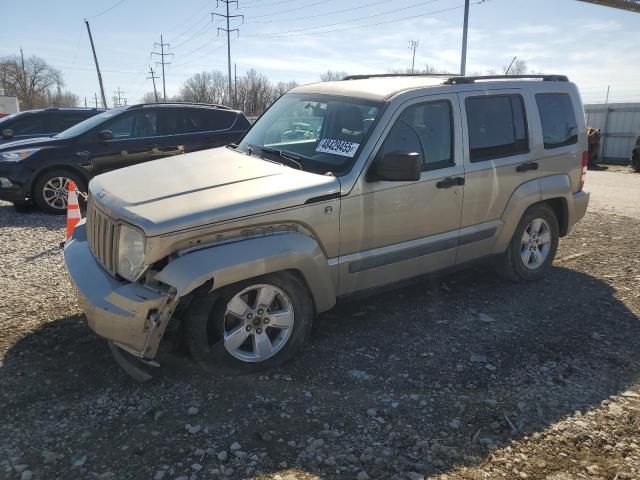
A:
237;93;383;175
55;108;125;139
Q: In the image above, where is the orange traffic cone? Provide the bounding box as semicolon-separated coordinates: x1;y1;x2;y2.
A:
66;180;82;240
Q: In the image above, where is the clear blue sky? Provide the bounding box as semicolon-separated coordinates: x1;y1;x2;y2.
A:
2;0;639;106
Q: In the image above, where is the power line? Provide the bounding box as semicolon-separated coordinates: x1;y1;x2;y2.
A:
247;0;384;23
113;86;126;107
247;0;445;36
172;41;226;68
213;0;244;107
246;1;472;38
87;0;127;19
151;34;173;101
171;19;213;50
246;0;331;19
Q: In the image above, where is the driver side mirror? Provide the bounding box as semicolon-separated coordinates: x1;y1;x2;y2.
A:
97;129;113;141
369;151;422;182
2;129;14;140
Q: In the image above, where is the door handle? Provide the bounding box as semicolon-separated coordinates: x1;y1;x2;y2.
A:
436;177;465;189
516;161;539;172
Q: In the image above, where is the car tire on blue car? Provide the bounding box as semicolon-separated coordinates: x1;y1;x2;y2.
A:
184;271;314;374
33;168;87;215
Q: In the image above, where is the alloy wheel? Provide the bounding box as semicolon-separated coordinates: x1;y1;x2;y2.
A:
520;218;552;270
222;284;295;363
42;176;71;211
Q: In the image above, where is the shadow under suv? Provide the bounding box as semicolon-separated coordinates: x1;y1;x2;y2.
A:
0;103;251;213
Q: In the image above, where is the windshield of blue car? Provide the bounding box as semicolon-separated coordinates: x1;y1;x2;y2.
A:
236;93;384;175
55;108;126;139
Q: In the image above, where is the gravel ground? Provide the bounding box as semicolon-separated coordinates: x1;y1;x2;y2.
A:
1;173;639;480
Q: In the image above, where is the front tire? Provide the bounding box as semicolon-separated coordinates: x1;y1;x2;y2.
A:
33;169;86;215
184;272;314;374
496;203;559;282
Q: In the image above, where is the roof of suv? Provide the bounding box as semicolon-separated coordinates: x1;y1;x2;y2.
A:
291;74;571;101
126;102;237;112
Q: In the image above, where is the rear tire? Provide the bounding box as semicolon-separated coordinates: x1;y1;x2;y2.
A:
184;272;314;374
632;153;640;173
496;203;559;282
33;169;87;215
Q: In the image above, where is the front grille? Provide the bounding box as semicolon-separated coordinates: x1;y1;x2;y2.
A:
86;199;118;275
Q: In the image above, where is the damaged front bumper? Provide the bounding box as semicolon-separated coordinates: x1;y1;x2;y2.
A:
64;220;177;360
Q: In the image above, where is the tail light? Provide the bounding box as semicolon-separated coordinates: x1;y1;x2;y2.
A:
578;151;588;192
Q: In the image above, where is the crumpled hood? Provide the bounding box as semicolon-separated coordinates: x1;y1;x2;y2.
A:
89;147;340;237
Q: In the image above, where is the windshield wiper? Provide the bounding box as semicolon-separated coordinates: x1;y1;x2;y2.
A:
258;146;304;170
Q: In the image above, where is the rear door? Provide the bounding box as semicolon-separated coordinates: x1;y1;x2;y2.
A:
155;107;242;157
456;89;535;264
89;109;161;174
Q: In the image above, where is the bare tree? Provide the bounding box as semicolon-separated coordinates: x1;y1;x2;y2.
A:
319;70;348;82
272;80;299;100
180;71;228;105
0;53;64;109
141;91;159;103
503;59;529;75
390;64;444;75
47;89;79;107
235;69;275;116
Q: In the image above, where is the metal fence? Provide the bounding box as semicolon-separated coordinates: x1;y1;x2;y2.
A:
585;102;640;164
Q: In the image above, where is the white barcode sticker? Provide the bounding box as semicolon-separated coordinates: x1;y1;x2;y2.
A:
315;139;360;158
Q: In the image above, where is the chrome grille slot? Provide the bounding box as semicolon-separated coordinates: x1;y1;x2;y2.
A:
86;200;118;276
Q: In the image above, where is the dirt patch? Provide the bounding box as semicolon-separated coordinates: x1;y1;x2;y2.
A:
1;203;639;480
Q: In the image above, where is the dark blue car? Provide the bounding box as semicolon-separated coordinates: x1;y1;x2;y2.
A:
0;107;105;145
0;103;251;213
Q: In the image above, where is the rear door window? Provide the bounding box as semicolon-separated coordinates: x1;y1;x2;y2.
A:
535;93;578;149
466;94;529;162
5;113;48;135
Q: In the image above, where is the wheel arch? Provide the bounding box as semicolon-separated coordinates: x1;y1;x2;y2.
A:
495;174;573;253
31;164;90;198
154;233;337;314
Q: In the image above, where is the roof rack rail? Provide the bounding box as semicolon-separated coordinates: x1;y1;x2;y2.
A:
443;74;569;85
343;73;457;81
127;102;233;110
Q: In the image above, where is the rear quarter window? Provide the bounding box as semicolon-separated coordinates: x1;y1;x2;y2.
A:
535;93;578;149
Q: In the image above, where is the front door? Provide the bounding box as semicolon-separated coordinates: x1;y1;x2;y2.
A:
90;109;162;174
337;94;465;295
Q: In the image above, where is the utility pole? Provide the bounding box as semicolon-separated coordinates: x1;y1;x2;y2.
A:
460;0;470;76
213;0;243;107
94;93;98;108
234;63;237;108
152;35;173;101
409;40;419;74
505;56;517;75
147;66;160;103
84;97;87;107
84;19;108;108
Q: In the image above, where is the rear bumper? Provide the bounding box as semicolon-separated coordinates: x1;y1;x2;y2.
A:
64;221;176;358
569;190;590;230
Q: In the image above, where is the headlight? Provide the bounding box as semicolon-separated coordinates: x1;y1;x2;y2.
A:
117;224;147;281
1;148;41;162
